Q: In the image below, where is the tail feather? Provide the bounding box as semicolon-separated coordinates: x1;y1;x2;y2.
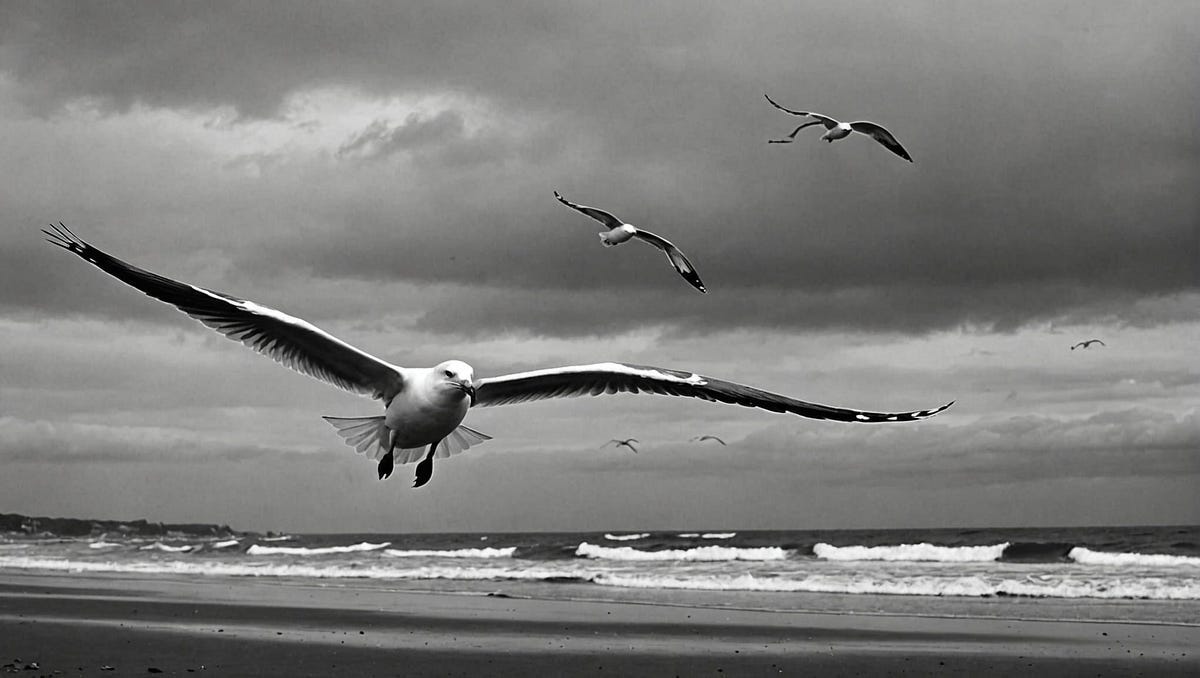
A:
323;415;390;460
323;417;492;465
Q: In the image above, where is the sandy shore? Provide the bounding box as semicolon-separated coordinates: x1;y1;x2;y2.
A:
0;572;1196;677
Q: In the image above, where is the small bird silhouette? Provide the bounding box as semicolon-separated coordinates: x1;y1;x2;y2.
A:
602;438;640;453
1070;339;1106;350
690;435;727;446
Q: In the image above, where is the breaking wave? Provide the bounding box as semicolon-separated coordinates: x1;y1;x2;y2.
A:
139;542;195;552
383;547;516;559
591;572;1200;599
604;533;650;541
246;541;390;556
1069;547;1200;568
576;542;787;561
814;542;1008;562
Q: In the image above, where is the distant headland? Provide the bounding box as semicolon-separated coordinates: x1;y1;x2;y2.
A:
0;512;248;539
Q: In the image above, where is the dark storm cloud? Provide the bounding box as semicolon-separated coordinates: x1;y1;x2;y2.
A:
1;1;1196;336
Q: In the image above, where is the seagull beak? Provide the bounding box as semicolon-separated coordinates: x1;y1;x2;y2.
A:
457;381;476;405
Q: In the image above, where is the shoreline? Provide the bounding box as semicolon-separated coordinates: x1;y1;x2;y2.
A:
2;571;1198;676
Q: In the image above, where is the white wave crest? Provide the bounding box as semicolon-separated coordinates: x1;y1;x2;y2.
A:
247;541;390;556
576;542;787;562
0;555;590;584
382;547;516;559
139;542;195;553
604;533;650;541
88;542;121;549
1069;547;1200;568
814;542;1008;562
211;540;241;549
593;572;1200;599
677;533;699;538
701;532;737;539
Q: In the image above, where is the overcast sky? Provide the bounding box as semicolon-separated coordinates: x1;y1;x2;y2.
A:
1;1;1196;533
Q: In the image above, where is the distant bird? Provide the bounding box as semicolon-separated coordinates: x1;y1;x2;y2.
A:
603;438;640;453
553;191;707;293
1070;339;1106;351
690;435;726;446
764;94;913;162
45;224;952;488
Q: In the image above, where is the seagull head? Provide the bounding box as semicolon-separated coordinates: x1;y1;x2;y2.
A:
434;360;476;404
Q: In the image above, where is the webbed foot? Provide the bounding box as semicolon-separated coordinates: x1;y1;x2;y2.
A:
413;441;440;488
377;452;394;480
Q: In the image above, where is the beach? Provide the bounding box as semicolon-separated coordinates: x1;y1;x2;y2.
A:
1;571;1196;677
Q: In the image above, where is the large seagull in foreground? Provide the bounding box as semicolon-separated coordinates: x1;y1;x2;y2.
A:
554;191;707;293
764;94;913;163
44;224;952;488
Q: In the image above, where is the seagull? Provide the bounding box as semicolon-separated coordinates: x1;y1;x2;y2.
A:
602;438;640;453
764;94;913;163
1070;339;1106;350
690;435;726;446
553;191;707;293
43;224;952;488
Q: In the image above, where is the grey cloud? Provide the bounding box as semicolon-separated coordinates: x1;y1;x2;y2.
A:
336;111;466;160
0;417;282;464
1;1;1196;338
540;407;1200;489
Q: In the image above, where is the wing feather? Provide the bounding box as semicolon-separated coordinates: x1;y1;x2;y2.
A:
763;94;839;128
45;225;405;401
474;362;952;423
630;229;707;294
554;191;624;230
849;121;913;162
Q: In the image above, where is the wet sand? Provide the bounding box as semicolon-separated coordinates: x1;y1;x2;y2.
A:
0;572;1196;677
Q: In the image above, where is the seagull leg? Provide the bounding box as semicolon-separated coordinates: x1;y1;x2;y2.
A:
377;429;397;480
413;440;441;488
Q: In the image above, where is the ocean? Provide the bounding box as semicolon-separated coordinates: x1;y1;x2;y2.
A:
3;524;1198;617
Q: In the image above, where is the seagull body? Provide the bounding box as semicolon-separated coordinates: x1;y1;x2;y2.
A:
553;191;707;293
603;438;640;453
44;224;951;487
1070;339;1106;350
764;94;913;162
691;435;727;446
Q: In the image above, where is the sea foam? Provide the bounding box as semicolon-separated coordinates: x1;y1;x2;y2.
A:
247;541;390;556
383;547;516;559
604;533;650;541
576;542;787;561
814;542;1008;562
1069;547;1200;568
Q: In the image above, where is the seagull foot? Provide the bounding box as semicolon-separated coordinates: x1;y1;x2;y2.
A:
377;452;394;480
413;457;433;488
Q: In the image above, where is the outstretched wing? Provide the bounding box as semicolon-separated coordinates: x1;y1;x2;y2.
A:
554;191;624;230
474;362;953;423
44;224;406;401
630;229;707;294
849;121;913;162
763;94;839;128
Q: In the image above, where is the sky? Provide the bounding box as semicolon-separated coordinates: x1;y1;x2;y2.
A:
0;1;1197;533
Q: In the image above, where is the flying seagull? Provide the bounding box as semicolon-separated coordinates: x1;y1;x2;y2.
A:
1070;339;1106;351
553;191;707;293
764;94;913;162
603;438;640;453
44;224;952;488
690;435;726;446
